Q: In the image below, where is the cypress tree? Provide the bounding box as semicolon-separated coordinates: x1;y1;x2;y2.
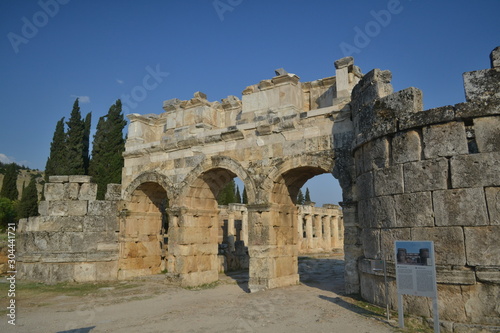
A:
305;187;311;203
45;117;66;180
0;163;19;200
242;186;248;204
0;198;17;230
217;179;237;205
65;98;86;175
297;189;305;205
18;176;39;218
83;112;92;174
89;100;126;199
235;185;241;204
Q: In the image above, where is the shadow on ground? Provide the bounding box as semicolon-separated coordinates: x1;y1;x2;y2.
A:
298;254;345;294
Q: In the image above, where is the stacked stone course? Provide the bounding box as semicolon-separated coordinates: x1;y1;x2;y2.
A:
348;47;500;332
17;176;121;282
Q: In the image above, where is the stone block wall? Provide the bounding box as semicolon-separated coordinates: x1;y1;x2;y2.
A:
351;47;500;331
17;176;121;283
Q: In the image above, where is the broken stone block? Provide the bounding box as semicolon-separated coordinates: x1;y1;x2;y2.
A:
423;122;468;158
463;67;500;102
47;200;88;216
451;152;500;188
433;188;489;226
362;137;389;172
485;187;500;225
392;130;421;164
44;183;65;201
473;116;500;153
412;227;466;266
79;183;97;201
373;165;404;196
394;192;434;227
491;46;500;68
69;175;91;183
48;175;69;183
105;184;122;201
464;226;500;266
334;56;354;69
403;158;448;193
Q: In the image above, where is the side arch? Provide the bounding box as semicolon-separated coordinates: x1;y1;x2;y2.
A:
123;171;174;202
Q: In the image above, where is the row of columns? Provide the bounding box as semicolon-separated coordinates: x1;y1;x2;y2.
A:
297;211;343;253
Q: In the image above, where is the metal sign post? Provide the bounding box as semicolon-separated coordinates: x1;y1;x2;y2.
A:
394;241;440;333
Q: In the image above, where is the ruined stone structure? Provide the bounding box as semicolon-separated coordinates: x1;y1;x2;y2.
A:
17;176;121;283
217;203;344;271
18;47;500;332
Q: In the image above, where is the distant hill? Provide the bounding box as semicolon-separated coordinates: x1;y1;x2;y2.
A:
0;162;44;200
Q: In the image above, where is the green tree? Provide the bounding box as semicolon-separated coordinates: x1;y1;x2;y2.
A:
242;186;248;204
89;100;126;199
305;187;311;203
0;198;17;230
83;112;92;174
235;185;241;204
297;189;305;205
45;117;67;180
65;98;87;175
0;163;19;200
217;179;237;205
18;176;39;219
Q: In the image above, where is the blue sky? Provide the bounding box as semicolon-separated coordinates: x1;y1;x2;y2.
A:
1;0;499;206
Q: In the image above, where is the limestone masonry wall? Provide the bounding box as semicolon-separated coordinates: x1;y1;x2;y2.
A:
348;47;500;332
17;176;121;283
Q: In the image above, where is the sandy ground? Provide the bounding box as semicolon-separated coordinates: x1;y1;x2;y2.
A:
1;255;400;333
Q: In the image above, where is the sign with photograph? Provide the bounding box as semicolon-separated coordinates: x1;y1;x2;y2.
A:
395;241;437;298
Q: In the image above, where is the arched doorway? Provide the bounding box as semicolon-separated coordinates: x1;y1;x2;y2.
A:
118;182;169;279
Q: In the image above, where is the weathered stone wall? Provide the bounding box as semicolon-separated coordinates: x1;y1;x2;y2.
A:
17;176;121;283
349;47;500;332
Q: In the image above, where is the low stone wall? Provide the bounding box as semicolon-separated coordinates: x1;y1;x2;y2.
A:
350;48;500;331
17;176;121;283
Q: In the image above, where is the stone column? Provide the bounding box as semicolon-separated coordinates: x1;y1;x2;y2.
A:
241;208;248;246
247;203;299;293
314;214;322;238
340;201;362;294
167;206;219;287
323;215;332;251
227;211;235;252
297;211;304;250
331;215;339;248
305;214;313;250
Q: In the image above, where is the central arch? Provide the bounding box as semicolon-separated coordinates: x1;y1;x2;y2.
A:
168;156;255;287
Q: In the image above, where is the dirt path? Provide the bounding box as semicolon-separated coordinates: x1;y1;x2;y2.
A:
1;255;400;333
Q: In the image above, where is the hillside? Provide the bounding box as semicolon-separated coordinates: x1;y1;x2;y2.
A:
0;168;44;200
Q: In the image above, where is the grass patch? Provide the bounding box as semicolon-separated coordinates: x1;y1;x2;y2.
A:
184;281;220;291
0;281;138;298
0;233;8;247
347;295;433;333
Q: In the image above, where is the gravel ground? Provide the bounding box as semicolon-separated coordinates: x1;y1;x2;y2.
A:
1;254;399;333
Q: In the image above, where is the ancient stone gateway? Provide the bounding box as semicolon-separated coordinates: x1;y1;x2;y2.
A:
120;63;358;291
18;47;500;331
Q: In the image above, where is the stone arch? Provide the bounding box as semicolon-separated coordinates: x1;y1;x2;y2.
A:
123;171;174;202
264;152;335;205
176;155;256;207
119;172;171;279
